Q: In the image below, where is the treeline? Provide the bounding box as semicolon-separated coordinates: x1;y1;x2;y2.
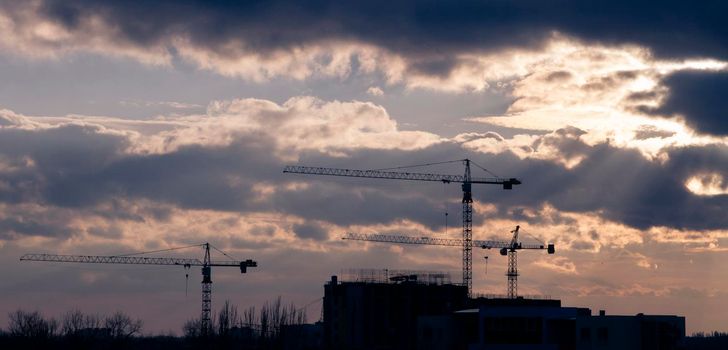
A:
5;309;142;339
0;297;316;350
184;297;307;339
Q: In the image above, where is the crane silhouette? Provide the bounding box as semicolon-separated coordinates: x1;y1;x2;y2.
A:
284;158;520;296
343;225;554;298
20;242;257;335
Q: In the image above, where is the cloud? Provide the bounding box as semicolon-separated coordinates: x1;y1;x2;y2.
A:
458;127;589;168
467;41;728;160
685;173;728;196
366;86;384;97
0;99;726;245
292;222;329;241
0;100;449;234
29;1;728;60
204;96;442;156
3;1;728;93
533;256;578;274
119;100;204;110
633;125;676;140
649;70;728;136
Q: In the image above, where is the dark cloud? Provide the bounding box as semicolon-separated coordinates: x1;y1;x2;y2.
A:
652;70;728;136
492;141;728;231
1;120;726;241
633;125;676;140
544;71;572;83
87;226;123;238
27;0;728;74
292;222;328;241
0;217;73;239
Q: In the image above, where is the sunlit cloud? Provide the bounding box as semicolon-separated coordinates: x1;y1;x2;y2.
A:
533;256;578;274
467;40;728;162
0;2;171;65
685;173;728;196
366;86;384;97
1;97;443;158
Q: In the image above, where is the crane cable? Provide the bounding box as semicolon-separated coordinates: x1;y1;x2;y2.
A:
112;243;205;257
370;159;464;171
520;228;547;245
470;160;501;178
443;181;449;236
209;244;238;261
184;264;190;297
106;242;242;298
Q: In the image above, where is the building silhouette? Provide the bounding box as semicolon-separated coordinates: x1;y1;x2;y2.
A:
323;270;468;349
322;270;685;350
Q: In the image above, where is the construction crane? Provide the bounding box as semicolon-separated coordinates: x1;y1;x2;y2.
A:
20;243;257;336
343;225;554;298
284;159;520;296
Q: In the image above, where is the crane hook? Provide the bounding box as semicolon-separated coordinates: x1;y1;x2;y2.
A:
184;264;191;297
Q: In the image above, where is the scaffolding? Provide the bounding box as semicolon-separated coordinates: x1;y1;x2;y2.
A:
340;268;453;285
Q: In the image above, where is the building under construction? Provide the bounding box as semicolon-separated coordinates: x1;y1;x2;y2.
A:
322;270;685;350
323;270;468;350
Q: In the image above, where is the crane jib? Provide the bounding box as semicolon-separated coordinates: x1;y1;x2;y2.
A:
286;162;522;298
19;254;254;267
282;166;520;186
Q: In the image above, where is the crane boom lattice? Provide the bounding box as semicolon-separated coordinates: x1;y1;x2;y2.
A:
284;159;521;297
343;226;554;298
19;254;246;267
342;232;547;250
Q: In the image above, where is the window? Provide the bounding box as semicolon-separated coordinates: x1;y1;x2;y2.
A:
597;327;608;344
580;327;591;342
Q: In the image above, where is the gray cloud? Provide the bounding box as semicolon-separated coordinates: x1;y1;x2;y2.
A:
292;222;328;241
633;125;676;140
651;70;728;136
494;142;728;231
6;0;724;79
0;217;73;239
0;113;726;242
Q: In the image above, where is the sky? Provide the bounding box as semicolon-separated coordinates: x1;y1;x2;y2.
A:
1;0;727;335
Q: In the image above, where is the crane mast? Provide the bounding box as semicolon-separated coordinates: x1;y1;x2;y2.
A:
343;226;554;298
201;243;213;335
462;159;473;297
284;159;521;297
20;243;257;336
505;226;521;299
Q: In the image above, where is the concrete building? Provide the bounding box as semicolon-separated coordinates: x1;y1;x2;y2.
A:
323;271;468;350
416;302;684;350
575;312;685;350
322;272;685;350
282;323;323;350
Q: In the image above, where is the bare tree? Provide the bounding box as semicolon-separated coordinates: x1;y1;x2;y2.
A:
7;310;58;338
61;309;101;336
259;303;270;339
217;300;240;337
243;306;256;329
104;311;142;338
182;317;202;338
180;297;308;340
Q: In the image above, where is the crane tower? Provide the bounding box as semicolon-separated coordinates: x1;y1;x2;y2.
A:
284;159;520;296
20;243;257;335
